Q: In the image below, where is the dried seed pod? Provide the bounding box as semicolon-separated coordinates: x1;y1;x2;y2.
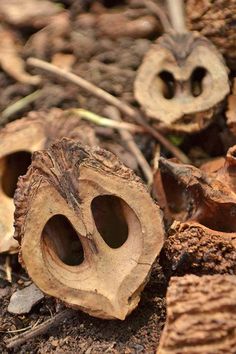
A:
14;138;164;320
186;0;236;70
154;145;236;275
157;274;236;354
134;31;229;133
0;109;97;253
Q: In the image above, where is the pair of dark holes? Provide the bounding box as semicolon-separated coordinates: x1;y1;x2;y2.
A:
1;151;130;266
159;67;207;99
42;195;129;266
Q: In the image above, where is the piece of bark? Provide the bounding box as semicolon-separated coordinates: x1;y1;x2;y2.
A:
134;31;229;133
157;274;236;354
155;145;236;275
162;221;236;275
14;138;164;320
0;108;97;253
186;0;236;70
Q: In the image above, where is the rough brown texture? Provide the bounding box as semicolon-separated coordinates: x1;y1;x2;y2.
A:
134;31;229;133
155;145;236;275
162;221;236;275
186;0;236;69
14;138;164;320
157;274;236;354
0;109;97;254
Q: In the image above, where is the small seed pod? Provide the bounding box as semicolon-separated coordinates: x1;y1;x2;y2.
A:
157;274;236;354
134;31;229;133
0;109;97;253
14;138;164;320
154;145;236;275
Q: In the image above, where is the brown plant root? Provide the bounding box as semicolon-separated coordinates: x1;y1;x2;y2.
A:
14;138;164;320
157;274;236;354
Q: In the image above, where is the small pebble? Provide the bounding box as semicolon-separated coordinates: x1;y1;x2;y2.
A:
7;283;44;314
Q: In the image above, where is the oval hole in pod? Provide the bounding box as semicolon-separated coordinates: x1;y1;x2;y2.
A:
190;67;207;97
158;71;176;99
91;195;130;249
1;151;32;198
41;214;84;266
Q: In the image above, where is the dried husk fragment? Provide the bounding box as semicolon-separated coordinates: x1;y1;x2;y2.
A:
134;31;229;133
157;274;236;354
226;78;236;135
154;145;236;275
14;138;164;320
0;109;97;253
186;0;236;70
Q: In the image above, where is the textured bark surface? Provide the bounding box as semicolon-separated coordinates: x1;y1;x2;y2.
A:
134;31;229;133
14;138;164;320
0;108;97;253
186;0;236;69
157;274;236;354
162;221;236;275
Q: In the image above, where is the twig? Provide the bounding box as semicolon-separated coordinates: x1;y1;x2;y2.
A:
0;90;42;125
1;319;40;334
105;106;153;185
27;57;190;164
143;0;172;32
166;0;187;33
5;309;74;349
68;108;145;133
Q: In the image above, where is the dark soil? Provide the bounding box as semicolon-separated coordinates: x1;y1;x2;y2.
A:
0;257;166;353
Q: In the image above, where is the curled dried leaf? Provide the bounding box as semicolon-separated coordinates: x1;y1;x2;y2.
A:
0;27;40;85
0;0;63;28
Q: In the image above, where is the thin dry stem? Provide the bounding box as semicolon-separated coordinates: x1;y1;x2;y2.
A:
105;106;153;185
144;0;172;32
27;57;190;164
166;0;187;33
69;108;145;133
0;90;42;125
5;309;74;349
